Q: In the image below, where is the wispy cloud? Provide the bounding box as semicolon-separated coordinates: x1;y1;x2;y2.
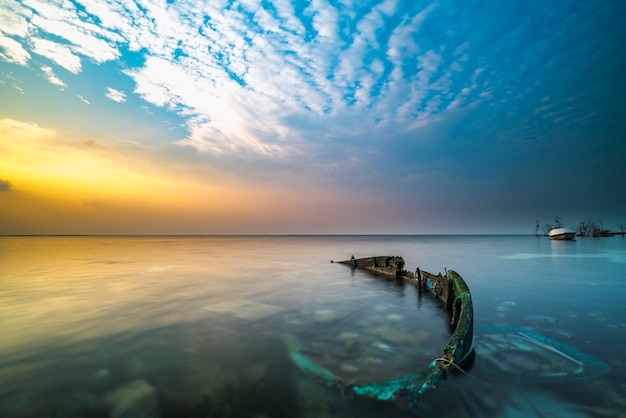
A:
4;0;480;157
105;87;126;103
28;3;121;64
1;0;621;167
0;1;31;38
0;35;30;65
31;38;82;73
41;65;65;89
0;71;25;94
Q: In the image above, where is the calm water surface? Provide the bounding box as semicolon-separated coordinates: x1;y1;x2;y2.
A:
1;235;625;417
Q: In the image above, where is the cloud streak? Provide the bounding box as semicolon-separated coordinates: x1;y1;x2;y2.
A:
41;65;65;88
0;35;30;65
105;87;126;103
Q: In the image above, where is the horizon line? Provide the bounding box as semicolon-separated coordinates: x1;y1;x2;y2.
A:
0;233;545;237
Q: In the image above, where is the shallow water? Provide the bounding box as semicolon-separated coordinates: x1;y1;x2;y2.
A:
1;235;625;417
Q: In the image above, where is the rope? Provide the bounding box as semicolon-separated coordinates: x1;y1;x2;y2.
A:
433;357;489;385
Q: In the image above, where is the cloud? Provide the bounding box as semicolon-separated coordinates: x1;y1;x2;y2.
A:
105;88;126;103
41;65;66;89
0;178;12;192
0;1;30;37
0;0;123;76
94;2;478;155
3;0;622;171
1;72;26;94
28;5;121;64
31;38;82;73
0;118;57;140
2;0;490;157
0;35;30;65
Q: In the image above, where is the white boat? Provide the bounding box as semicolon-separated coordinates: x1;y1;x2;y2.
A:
549;227;576;240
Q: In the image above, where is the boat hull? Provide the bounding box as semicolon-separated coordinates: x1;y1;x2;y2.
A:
549;228;576;240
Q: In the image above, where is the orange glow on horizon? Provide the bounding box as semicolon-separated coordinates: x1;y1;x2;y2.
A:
1;118;384;235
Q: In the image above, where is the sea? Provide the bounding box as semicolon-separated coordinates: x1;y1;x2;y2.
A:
1;235;625;418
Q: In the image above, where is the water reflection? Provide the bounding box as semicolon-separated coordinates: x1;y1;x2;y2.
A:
0;237;451;417
1;236;625;418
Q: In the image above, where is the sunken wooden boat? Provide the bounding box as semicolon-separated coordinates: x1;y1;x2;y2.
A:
286;255;610;416
288;255;474;414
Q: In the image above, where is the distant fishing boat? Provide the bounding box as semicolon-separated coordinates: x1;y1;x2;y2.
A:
549;227;576;240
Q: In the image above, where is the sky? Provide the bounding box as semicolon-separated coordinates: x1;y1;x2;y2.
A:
1;0;625;235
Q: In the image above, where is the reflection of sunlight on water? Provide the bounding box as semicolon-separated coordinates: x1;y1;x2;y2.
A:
0;237;453;417
0;237;277;354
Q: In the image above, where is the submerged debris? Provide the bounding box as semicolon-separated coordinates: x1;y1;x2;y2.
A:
104;379;158;418
291;256;475;414
474;326;610;381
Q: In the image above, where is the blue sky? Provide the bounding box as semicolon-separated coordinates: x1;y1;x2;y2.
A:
0;0;625;234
